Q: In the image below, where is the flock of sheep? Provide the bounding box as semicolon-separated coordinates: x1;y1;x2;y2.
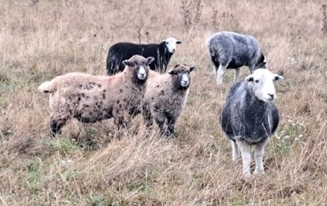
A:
38;31;284;178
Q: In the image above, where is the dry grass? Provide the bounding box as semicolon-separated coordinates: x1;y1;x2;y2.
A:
0;0;327;205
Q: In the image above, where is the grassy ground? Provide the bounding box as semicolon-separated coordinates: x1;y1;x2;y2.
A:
0;0;327;205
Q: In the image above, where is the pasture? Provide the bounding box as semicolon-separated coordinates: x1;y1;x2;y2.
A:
0;0;326;205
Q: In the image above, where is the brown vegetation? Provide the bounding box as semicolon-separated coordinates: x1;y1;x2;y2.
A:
0;0;326;205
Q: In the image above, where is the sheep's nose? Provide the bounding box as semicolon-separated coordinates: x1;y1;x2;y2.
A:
268;93;275;100
181;80;189;87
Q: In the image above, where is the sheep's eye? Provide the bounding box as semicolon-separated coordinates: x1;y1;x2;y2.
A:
255;79;260;83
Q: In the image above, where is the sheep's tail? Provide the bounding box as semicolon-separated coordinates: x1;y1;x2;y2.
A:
38;80;54;93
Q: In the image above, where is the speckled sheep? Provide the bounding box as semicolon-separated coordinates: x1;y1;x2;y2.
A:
38;55;154;137
220;69;283;178
142;64;195;137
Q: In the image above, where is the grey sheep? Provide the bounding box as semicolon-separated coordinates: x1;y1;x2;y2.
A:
38;55;154;137
142;64;195;137
220;69;283;178
207;31;266;84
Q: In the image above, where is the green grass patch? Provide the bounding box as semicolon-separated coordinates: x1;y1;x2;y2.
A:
46;137;80;156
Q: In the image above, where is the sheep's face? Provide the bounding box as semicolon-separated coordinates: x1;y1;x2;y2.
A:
169;65;195;89
245;69;283;103
123;55;155;81
164;37;182;53
137;65;147;80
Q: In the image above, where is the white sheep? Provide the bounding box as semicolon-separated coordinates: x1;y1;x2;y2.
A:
207;31;266;84
220;69;283;178
38;55;154;137
142;64;195;137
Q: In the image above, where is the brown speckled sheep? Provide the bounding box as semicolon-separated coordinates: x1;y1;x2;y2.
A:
142;64;195;137
38;55;154;137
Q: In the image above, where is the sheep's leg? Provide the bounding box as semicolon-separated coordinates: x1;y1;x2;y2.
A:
142;104;153;128
249;65;255;74
231;140;240;161
210;55;218;75
114;117;129;138
157;121;168;136
212;65;217;75
236;140;252;178
166;116;177;137
144;116;153;128
154;114;168;136
50;116;69;138
234;68;240;82
106;62;112;75
254;139;268;175
114;116;129;130
216;64;227;84
113;110;131;137
163;64;168;73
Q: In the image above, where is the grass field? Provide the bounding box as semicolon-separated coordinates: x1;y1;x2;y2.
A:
0;0;327;205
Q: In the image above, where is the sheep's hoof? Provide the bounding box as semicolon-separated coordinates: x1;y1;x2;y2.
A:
167;134;176;139
165;130;177;138
242;172;253;180
232;156;240;162
216;81;223;85
253;170;265;176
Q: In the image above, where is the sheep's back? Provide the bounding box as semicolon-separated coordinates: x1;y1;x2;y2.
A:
110;43;159;59
208;32;260;65
50;73;110;91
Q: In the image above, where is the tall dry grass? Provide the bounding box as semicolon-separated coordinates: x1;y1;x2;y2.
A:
0;0;327;205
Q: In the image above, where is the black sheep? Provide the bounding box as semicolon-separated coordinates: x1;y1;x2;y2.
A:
106;37;181;75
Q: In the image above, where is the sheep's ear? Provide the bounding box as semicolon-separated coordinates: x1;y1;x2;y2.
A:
256;61;267;69
274;74;283;81
147;57;155;65
189;66;195;72
168;70;177;75
176;40;182;44
122;59;134;67
245;75;254;82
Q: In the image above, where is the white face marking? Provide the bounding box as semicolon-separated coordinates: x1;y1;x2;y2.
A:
246;69;283;103
137;65;147;80
164;37;180;53
180;73;190;87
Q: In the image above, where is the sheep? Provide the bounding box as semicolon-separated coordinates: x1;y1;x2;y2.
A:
106;37;182;75
207;31;267;84
219;69;283;178
38;55;155;137
142;64;195;137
